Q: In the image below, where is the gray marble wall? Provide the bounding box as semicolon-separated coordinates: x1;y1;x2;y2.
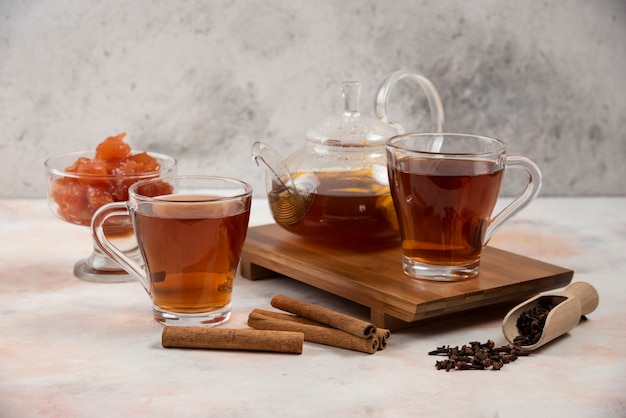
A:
1;0;625;198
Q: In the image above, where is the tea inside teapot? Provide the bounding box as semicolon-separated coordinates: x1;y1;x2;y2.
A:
276;166;399;244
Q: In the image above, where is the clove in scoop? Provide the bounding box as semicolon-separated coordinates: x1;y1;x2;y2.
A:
513;300;560;346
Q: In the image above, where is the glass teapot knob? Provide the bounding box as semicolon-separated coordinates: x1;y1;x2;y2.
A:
342;81;361;117
306;81;399;146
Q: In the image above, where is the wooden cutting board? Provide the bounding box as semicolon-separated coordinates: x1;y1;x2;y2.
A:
240;224;574;330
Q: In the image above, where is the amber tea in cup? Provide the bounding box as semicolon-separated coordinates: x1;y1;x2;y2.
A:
91;175;252;326
387;133;542;281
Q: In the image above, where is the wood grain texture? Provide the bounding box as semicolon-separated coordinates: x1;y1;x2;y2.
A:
240;224;574;329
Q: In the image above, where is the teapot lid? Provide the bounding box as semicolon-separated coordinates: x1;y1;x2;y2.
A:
305;81;400;147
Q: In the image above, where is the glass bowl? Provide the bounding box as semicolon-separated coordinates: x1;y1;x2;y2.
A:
45;151;177;283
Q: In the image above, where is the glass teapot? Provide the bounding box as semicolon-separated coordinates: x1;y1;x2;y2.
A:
252;70;445;246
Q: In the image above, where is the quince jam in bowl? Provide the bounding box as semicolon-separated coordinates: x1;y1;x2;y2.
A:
44;133;176;282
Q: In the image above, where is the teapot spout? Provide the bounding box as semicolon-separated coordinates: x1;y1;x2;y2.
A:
251;141;298;196
251;141;312;226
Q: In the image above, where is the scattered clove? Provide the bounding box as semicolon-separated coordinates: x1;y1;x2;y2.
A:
428;340;529;371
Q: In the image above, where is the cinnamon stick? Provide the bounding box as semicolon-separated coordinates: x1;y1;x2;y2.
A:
375;328;390;350
251;308;324;327
255;308;390;351
162;326;303;354
248;310;379;354
271;294;377;338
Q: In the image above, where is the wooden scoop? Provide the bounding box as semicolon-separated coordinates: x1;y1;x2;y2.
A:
502;281;599;351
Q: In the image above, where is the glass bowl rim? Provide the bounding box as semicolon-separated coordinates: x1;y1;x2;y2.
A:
44;150;177;179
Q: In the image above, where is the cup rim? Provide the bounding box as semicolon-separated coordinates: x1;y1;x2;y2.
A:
44;150;177;179
129;174;253;203
386;132;507;156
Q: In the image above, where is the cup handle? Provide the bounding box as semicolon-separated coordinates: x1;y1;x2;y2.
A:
91;202;150;293
375;69;445;133
485;156;543;244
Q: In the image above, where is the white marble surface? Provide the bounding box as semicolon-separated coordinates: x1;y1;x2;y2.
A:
1;0;626;198
1;197;625;417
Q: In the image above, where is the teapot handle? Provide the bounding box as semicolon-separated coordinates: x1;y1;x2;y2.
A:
375;70;445;133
